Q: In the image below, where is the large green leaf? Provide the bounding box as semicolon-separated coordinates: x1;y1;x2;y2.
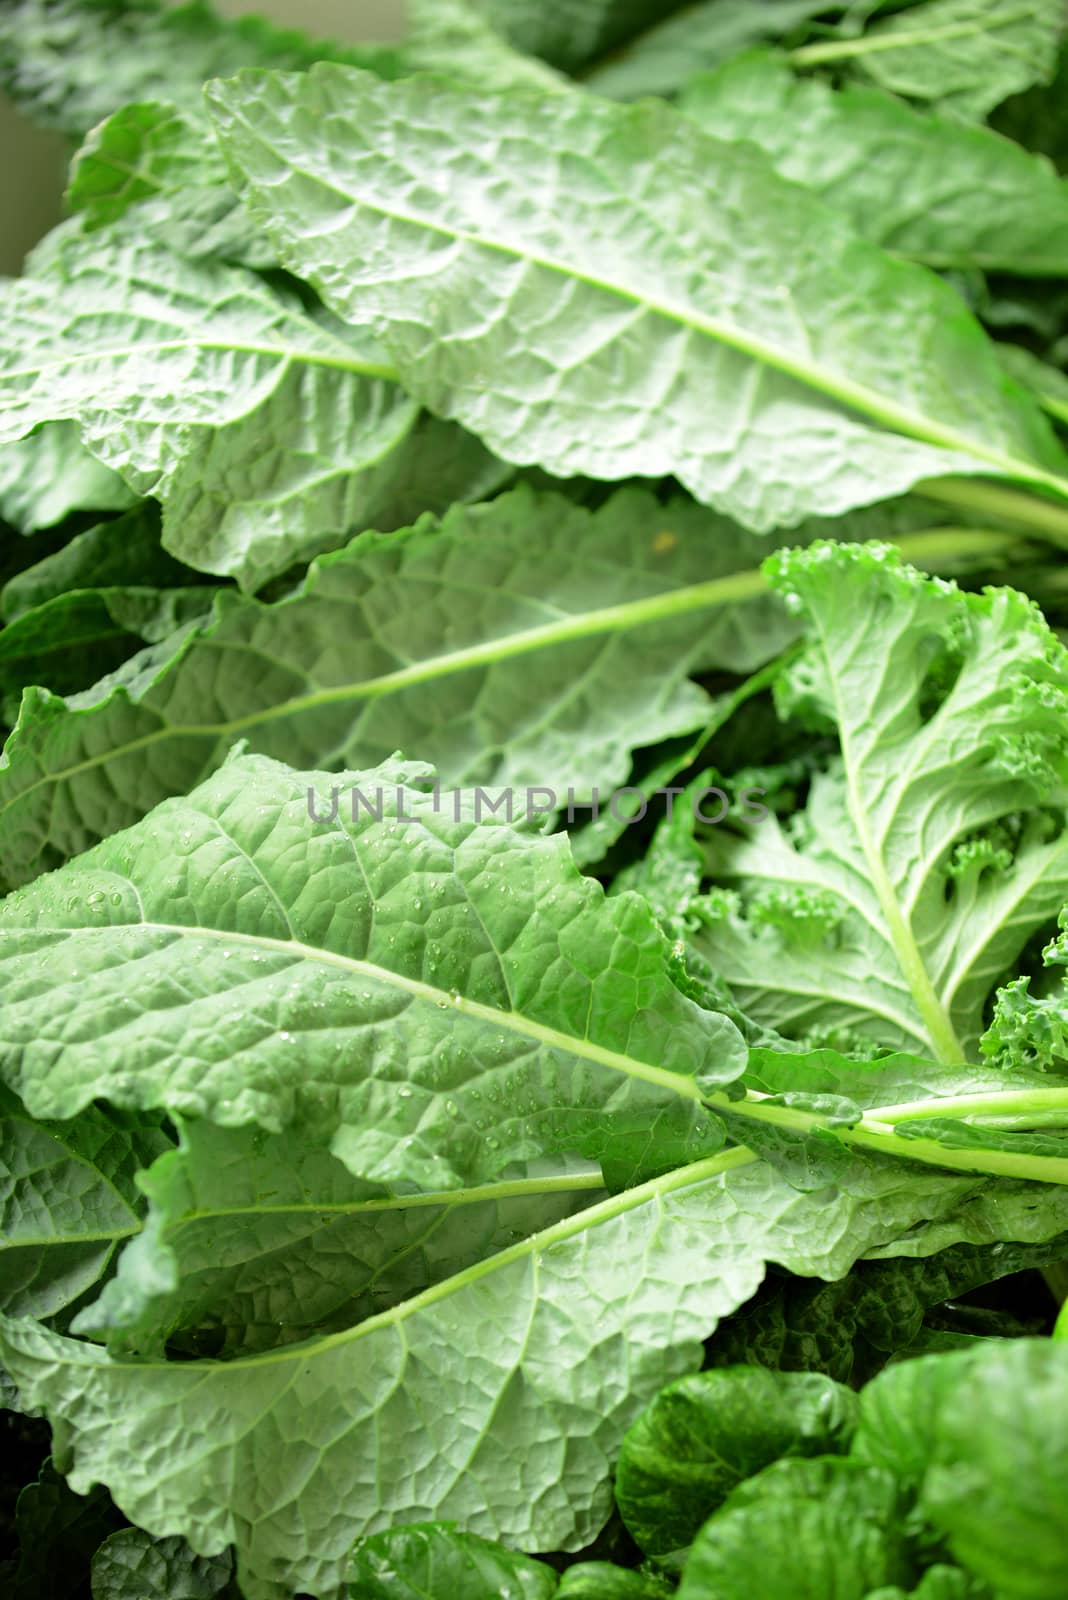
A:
74;1119;603;1357
207;65;1068;534
91;1529;234;1600
0;423;135;535
692;544;1068;1061
347;1525;557;1600
586;0;834;99
0;485;807;885
0;1087;168;1321
855;1340;1068;1599
792;0;1066;121
615;1366;858;1560
0;750;744;1188
0;1143;1031;1600
681;52;1068;276
677;1457;910;1599
0;585;212;721
0;236;454;591
0;505;203;624
0;0;403;138
66;100;273;271
405;0;569;91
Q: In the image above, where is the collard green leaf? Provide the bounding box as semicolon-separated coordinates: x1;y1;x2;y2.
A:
74;1119;602;1357
693;545;1068;1061
0;1142;1019;1600
0;1087;168;1321
0;235;438;591
0;749;744;1189
615;1365;858;1560
681;52;1068;276
207;65;1068;533
1;506;202;624
67;100;273;271
0;585;212;721
856;1340;1068;1600
0;423;135;535
347;1524;557;1600
794;0;1067;121
0;485;801;885
405;1;569;92
91;1529;234;1600
160;395;509;595
586;0;841;100
677;1457;910;1599
0;0;403;138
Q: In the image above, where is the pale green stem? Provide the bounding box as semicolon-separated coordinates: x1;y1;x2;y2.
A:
705;1089;1068;1186
919;478;1068;549
790;8;1035;67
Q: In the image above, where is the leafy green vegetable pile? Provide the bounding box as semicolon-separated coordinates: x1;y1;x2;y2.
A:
2;1;1068;1596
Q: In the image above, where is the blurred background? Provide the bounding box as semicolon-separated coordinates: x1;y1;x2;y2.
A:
1;0;407;273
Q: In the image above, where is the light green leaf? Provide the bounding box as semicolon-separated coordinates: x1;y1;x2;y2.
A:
91;1529;233;1600
74;1119;603;1357
0;1143;1018;1600
0;1087;168;1320
681;52;1068;276
159;390;509;594
0;235;440;590
0;423;136;534
67;100;273;271
0;485;803;885
347;1524;557;1600
678;1457;910;1600
692;544;1068;1062
0;750;744;1189
207;65;1068;534
586;0;834;100
792;0;1066;121
405;0;568;91
615;1366;858;1561
0;0;404;138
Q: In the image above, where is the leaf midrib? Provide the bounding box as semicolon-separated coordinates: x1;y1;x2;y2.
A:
789;6;1038;67
809;606;967;1064
34;918;709;1103
0;526;1018;822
